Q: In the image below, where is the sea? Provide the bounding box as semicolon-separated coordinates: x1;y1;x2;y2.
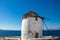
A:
0;30;60;37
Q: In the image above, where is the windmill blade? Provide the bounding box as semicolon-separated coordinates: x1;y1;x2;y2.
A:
42;20;52;35
41;15;51;21
45;18;51;20
42;20;49;30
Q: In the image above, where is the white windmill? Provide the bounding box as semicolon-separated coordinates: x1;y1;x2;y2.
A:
21;11;49;40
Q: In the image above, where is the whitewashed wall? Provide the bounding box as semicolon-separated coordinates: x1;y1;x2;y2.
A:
21;18;29;40
28;17;42;38
21;17;43;40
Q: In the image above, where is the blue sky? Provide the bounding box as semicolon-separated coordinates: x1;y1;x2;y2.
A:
0;0;60;30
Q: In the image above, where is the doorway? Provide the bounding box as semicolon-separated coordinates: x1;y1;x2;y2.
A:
35;33;39;38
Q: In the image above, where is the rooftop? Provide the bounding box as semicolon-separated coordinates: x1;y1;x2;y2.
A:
22;11;44;20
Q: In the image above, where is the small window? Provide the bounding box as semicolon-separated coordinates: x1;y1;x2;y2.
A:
35;17;38;21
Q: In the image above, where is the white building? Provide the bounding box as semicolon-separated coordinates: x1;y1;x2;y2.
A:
21;11;44;40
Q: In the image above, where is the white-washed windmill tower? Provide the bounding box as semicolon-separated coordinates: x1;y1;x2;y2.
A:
21;11;44;40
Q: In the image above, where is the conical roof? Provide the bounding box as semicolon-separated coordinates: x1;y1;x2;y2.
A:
22;11;44;20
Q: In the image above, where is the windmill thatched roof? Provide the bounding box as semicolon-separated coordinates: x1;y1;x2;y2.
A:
22;11;44;20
